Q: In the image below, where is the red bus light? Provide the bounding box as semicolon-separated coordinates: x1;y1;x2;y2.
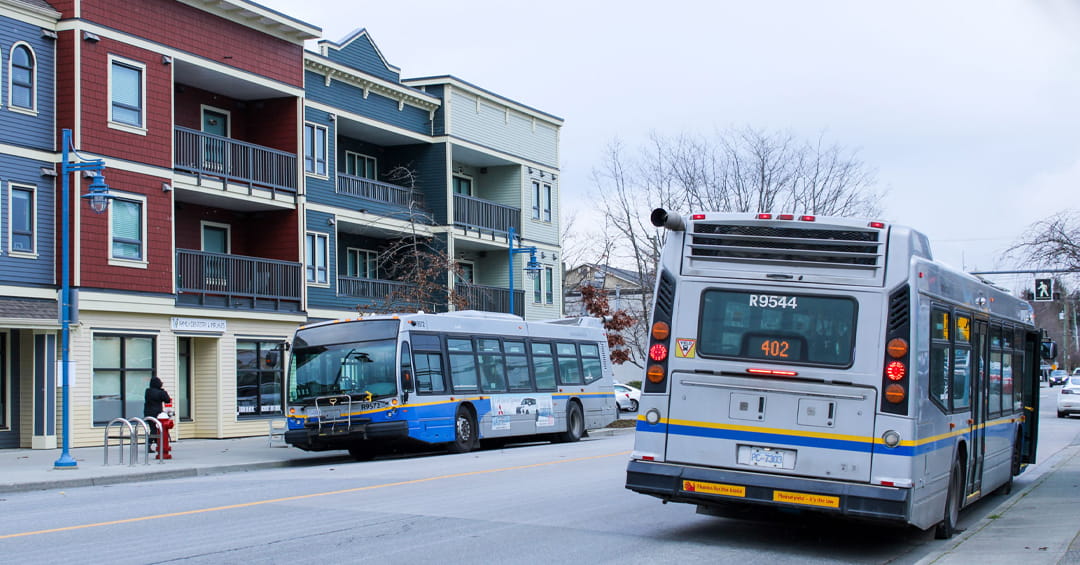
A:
799;215;816;222
886;361;906;381
757;213;772;220
778;214;794;220
691;214;706;220
869;221;885;229
649;343;668;361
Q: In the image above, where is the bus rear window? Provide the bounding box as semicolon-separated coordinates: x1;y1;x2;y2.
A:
698;290;857;367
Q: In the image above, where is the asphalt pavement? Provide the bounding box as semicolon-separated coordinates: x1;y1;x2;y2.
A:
0;425;1077;564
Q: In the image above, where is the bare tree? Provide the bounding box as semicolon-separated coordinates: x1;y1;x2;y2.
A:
1007;211;1080;271
357;165;467;314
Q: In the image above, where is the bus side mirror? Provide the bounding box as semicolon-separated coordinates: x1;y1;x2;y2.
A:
1042;340;1058;361
401;370;413;402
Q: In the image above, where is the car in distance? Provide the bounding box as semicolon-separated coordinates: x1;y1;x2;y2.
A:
1058;376;1080;418
614;383;641;412
1050;369;1070;387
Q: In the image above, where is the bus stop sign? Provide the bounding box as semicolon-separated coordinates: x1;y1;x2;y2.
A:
1035;278;1053;301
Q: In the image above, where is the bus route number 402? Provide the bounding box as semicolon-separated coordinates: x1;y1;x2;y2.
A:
749;295;798;309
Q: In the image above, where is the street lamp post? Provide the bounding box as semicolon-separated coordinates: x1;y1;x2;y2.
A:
507;226;541;317
54;128;111;469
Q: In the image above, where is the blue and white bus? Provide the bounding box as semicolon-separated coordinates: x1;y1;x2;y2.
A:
626;210;1045;538
284;311;618;459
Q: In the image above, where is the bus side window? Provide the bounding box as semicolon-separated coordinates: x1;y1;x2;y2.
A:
448;338;479;392
580;343;603;384
556;342;583;385
478;339;507;392
532;342;557;390
412;334;446;394
505;341;531;391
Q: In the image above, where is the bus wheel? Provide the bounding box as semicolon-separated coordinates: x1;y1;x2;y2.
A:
448;407;476;453
348;445;377;462
555;402;584;443
935;460;962;539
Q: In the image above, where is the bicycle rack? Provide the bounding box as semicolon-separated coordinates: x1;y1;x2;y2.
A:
314;395;354;435
103;418;137;466
129;417;164;465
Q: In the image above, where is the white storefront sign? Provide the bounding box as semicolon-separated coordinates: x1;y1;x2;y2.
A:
171;317;227;333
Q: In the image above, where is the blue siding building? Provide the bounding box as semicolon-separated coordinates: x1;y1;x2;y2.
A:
0;0;61;449
302;29;564;321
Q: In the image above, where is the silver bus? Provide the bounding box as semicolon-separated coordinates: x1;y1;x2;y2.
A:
626;210;1043;538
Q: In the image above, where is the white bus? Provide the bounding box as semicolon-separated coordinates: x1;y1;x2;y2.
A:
284;311;618;459
626;210;1044;538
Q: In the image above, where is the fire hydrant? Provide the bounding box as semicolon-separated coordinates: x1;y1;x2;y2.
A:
156;411;174;460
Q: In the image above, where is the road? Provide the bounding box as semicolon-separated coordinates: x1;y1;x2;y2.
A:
0;386;1075;565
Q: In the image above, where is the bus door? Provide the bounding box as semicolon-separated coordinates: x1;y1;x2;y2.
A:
967;320;989;496
1021;331;1041;465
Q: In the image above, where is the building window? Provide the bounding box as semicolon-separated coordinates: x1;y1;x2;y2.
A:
532;181;541;219
10;185;34;253
10;44;35;110
236;340;284;417
533;269;542;303
346;247;378;278
545;267;554;304
110;197;144;261
345;151;377;179
457;261;475;284
177;337;192;421
543;184;552;222
304;123;327;175
110;58;144;128
453;175;472;196
92;335;156;425
305;232;328;284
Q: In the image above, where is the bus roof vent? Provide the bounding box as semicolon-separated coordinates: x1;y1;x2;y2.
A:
688;223;884;270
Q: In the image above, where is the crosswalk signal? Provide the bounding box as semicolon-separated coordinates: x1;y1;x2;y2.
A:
1034;278;1053;302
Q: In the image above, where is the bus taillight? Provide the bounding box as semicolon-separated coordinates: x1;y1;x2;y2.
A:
885;361;906;381
647;364;665;383
651;322;670;340
649;343;668;361
881;285;912;415
884;384;906;404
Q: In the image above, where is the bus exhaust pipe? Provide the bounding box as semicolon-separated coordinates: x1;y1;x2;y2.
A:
651;208;685;232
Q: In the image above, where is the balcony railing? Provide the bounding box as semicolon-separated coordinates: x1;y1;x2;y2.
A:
457;283;523;317
174;126;298;195
337;173;425;210
338;276;416;300
176;249;302;312
453;194;520;235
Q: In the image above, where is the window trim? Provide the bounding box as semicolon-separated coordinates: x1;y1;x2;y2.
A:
200;221;231;254
8;183;36;257
544;266;554;304
531;180;541;219
452;174;472;196
346;246;378;279
107;55;147;135
235;339;286;419
303;122;328;178
200;105;232;136
456;260;475;284
91;333;157;426
543;183;552;222
305;231;330;286
108;192;148;268
8;42;37;115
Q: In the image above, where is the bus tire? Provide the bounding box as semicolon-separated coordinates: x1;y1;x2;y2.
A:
555;402;584;443
348;444;377;462
448;406;477;453
935;460;962;539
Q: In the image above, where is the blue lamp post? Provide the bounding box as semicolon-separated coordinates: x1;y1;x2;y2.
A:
507;226;541;317
54;128;111;469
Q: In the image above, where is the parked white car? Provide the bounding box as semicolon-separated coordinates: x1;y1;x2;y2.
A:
614;383;641;412
1058;376;1080;418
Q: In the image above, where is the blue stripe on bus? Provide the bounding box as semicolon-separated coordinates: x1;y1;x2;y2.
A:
637;416;1021;459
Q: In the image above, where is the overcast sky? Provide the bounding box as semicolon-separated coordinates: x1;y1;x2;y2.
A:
258;0;1080;290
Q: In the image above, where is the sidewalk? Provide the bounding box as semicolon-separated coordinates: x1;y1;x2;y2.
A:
917;443;1080;565
0;426;635;495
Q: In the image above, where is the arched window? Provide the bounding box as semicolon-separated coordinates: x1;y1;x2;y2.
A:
11;44;35;110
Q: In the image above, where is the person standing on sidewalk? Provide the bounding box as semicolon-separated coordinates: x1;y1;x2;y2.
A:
143;377;171;451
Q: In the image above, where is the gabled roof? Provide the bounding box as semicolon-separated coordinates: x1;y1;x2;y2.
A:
571;263;649;289
1;0;60;24
405;75;564;126
316;28;400;83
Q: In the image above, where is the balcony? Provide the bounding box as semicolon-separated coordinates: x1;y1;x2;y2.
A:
337;173;425;210
457;283;523;317
338;276;417;300
174;127;298;196
176;249;302;312
453;194;520;236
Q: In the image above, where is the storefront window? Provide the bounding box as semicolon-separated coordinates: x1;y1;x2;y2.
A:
236;340;284;417
92;334;156;425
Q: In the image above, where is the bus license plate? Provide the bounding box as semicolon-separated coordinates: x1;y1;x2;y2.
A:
738;445;795;469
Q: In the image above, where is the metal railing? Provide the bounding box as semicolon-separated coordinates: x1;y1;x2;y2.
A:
174;126;298;194
453;194;520;235
176;249;302;311
338;276;416;299
457;282;523;317
337;173;425;209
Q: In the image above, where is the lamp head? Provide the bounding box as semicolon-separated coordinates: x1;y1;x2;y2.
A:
82;174;112;214
524;255;542;280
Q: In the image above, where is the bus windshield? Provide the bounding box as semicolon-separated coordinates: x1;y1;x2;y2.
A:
288;320;400;402
697;289;857;367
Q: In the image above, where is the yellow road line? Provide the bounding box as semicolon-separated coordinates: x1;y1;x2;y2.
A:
0;450;631;540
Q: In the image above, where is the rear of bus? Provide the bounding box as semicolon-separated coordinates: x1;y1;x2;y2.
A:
626;210;920;523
